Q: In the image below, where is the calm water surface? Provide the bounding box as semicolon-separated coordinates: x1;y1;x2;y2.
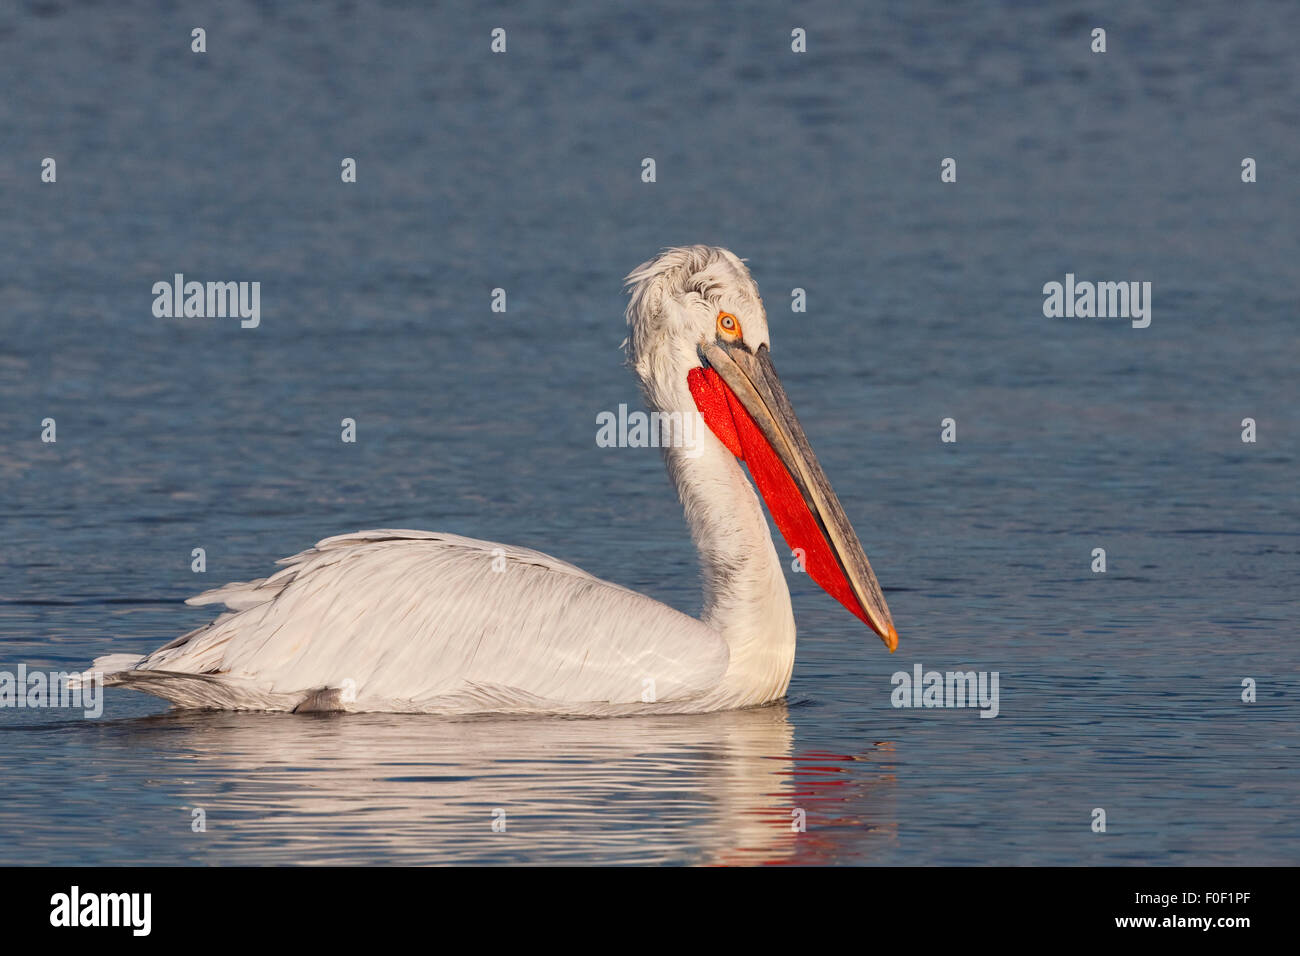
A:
1;1;1297;864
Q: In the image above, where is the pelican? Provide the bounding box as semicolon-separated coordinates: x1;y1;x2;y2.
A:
79;246;898;715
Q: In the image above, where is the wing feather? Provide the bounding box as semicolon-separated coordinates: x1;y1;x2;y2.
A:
136;530;727;710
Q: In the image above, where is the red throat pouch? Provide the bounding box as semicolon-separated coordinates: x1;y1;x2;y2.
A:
687;366;869;626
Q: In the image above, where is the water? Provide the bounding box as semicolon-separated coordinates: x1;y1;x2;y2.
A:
2;0;1297;865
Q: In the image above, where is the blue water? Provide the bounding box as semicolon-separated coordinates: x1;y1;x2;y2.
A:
2;0;1297;865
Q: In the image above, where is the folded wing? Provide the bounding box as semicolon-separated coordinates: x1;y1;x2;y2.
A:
106;530;728;713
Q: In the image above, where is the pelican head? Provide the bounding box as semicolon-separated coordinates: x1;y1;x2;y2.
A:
624;245;898;652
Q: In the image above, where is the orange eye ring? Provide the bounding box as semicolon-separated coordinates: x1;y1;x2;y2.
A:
717;311;741;336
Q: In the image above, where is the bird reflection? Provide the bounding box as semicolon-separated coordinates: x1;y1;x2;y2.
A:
102;703;897;865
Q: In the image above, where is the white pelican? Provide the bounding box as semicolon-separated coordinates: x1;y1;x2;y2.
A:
81;246;897;715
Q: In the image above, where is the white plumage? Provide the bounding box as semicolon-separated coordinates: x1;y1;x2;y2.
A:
81;246;896;715
101;531;729;714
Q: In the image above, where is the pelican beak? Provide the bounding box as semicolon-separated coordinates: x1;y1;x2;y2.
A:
692;341;898;651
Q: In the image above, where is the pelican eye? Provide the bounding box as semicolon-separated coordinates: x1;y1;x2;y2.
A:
717;311;741;337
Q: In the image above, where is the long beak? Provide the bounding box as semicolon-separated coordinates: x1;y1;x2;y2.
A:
696;341;898;651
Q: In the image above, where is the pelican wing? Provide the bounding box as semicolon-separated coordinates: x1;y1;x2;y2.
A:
111;530;728;712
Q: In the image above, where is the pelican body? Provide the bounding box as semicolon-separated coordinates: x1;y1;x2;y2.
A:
82;247;897;715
